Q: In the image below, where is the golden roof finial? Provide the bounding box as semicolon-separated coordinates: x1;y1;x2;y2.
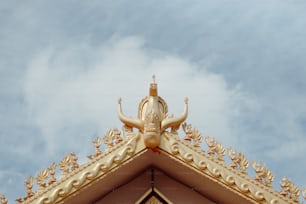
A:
150;75;158;96
152;74;156;83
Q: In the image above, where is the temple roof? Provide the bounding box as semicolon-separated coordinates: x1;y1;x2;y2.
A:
1;76;305;204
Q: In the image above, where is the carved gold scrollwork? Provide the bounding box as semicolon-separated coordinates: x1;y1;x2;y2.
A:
0;194;8;204
59;155;71;178
59;152;79;179
113;128;123;144
25;176;35;200
36;169;49;193
227;147;249;174
47;162;57;185
87;136;102;159
205;136;225;161
70;152;79;171
104;129;114;150
252;162;274;187
280;177;300;202
182;122;203;147
103;128;124;151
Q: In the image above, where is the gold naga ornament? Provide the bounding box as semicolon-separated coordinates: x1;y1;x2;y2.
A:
118;75;188;148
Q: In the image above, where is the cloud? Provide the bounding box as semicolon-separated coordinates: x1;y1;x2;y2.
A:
23;36;253;163
2;0;306;201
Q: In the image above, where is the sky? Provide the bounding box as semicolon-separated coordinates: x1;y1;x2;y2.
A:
1;0;306;202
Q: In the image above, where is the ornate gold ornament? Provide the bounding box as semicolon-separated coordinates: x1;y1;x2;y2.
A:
103;128;124;151
47;162;57;185
252;162;274;187
182;122;203;147
59;152;79;178
205;136;225;161
70;151;79;170
280;177;300;202
59;155;71;178
0;194;8;204
16;175;35;202
87;136;102;159
36;169;49;193
32;134;140;204
118;76;188;148
25;176;35;200
227;147;249;174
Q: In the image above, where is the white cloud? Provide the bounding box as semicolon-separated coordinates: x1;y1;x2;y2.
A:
23;36;253;161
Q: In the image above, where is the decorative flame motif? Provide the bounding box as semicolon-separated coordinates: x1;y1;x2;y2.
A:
280;177;300;202
103;130;114;150
36;169;49;193
87;136;102;159
182;122;202;147
25;176;35;200
59;152;79;178
47;162;57;185
103;128;124;151
70;152;79;171
252;162;274;187
205;136;225;161
59;155;71;178
227;147;249;174
0;194;8;204
113;128;123;144
118;76;188;148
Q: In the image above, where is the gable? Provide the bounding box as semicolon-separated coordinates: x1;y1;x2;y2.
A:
8;77;305;204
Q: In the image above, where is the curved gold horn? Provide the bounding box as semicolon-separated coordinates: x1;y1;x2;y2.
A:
161;97;188;131
118;98;144;131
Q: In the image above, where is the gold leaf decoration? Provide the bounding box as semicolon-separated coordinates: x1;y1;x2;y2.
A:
59;155;71;178
36;169;49;193
24;176;35;200
47;162;57;185
182;122;202;147
205;136;225;161
87;136;102;159
0;194;8;204
70;152;79;171
113;128;123;144
103;129;114;150
227;147;249;174
280;177;300;202
103;128;123;151
252;162;274;187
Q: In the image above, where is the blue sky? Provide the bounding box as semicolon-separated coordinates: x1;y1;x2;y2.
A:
1;0;306;202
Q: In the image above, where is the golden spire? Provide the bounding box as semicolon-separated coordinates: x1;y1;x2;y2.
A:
149;75;158;96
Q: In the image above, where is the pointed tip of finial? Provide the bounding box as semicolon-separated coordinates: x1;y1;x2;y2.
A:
152;74;156;83
149;75;158;96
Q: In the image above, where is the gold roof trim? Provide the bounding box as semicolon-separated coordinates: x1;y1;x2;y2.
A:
159;132;296;204
2;76;305;204
17;133;146;204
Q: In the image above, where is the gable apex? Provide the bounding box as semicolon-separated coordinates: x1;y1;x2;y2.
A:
4;77;305;204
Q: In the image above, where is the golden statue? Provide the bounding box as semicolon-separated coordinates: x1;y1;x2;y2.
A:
118;76;188;148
